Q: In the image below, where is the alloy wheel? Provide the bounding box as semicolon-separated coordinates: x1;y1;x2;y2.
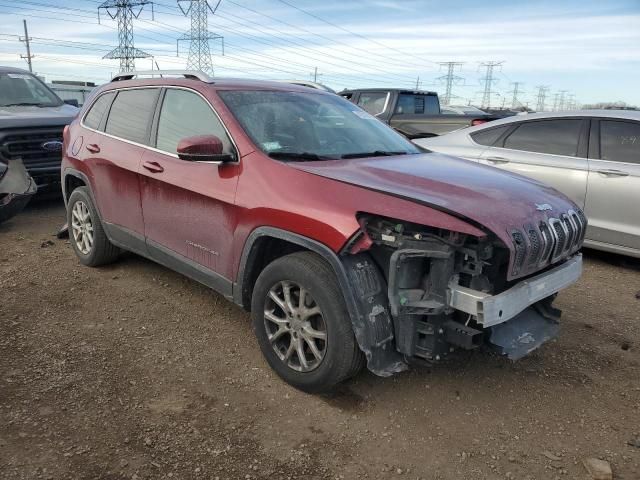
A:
71;200;94;255
264;281;327;372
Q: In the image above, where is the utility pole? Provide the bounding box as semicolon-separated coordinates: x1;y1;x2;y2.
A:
415;76;421;89
535;85;549;112
558;90;568;111
437;62;464;105
177;0;224;76
19;19;34;72
99;0;153;73
510;82;523;109
478;61;503;109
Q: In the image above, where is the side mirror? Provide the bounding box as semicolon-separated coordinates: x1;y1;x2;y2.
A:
64;99;79;107
176;135;235;163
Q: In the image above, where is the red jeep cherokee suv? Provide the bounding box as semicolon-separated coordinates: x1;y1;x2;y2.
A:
61;71;585;393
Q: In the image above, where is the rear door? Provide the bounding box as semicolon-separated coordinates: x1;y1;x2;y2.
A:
584;118;640;251
82;88;159;244
138;87;241;293
479;118;589;208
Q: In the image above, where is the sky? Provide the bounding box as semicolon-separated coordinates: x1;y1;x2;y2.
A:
0;0;638;109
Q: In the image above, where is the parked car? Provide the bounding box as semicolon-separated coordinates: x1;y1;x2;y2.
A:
62;71;585;393
0;66;79;194
415;111;639;258
0;157;36;224
338;88;495;138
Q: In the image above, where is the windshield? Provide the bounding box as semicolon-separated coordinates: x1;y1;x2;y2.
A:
218;90;421;160
0;72;63;107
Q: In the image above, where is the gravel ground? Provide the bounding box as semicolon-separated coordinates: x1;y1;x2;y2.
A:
1;199;639;480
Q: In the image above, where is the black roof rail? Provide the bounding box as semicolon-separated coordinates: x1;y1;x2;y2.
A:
111;70;214;83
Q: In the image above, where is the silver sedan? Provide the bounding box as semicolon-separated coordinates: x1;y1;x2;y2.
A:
415;110;640;258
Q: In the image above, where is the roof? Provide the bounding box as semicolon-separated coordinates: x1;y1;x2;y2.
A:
340;88;438;95
0;66;32;74
480;109;640;127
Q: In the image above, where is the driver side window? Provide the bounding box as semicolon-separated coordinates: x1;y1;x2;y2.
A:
155;89;232;155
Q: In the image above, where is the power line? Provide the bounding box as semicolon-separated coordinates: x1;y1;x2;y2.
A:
98;0;154;72
436;62;464;105
478;61;503;109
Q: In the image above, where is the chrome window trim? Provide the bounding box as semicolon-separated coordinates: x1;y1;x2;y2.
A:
79;85;240;164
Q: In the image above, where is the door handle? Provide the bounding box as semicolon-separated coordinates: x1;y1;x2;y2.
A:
486;156;510;164
597;168;629;177
85;144;100;154
142;160;164;173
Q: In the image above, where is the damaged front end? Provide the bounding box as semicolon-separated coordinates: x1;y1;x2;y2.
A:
0;158;36;225
340;215;582;376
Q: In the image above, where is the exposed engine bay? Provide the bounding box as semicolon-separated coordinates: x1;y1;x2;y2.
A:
341;215;582;376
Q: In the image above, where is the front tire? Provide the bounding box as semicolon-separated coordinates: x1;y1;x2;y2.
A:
67;187;120;267
251;251;364;393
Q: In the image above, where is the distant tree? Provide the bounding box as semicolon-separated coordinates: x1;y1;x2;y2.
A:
581;101;638;110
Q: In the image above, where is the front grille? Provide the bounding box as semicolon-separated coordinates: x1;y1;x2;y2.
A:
0;128;64;171
510;209;586;276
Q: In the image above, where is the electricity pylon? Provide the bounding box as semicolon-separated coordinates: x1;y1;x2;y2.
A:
535;85;549;112
510;82;524;109
99;0;153;73
177;0;224;76
478;61;503;109
436;62;464;105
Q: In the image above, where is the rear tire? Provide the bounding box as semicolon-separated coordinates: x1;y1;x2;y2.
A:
251;251;364;393
67;187;120;267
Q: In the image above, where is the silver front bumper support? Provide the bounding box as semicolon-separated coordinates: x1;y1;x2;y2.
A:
448;254;582;327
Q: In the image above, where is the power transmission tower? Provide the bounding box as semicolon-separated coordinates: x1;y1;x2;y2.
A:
415;76;421;89
19;19;34;73
437;62;464;105
99;0;153;73
177;0;224;76
510;82;524;109
535;85;549;112
552;93;560;111
558;90;569;110
478;61;503;109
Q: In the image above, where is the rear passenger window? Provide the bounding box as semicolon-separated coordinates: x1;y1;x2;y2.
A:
155;89;232;155
600;120;640;164
395;94;439;115
503;119;583;156
105;89;158;145
83;92;115;130
471;125;510;146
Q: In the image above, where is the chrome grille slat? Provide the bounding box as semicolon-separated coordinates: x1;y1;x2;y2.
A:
511;208;587;277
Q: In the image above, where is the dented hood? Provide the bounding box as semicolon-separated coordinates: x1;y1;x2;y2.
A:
289;152;578;248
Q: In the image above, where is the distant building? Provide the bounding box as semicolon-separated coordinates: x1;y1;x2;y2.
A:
47;80;99;106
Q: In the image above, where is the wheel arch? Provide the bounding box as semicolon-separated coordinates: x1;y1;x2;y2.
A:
234;226;407;377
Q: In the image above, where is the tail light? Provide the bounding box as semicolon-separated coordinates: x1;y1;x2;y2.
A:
471;119;488;126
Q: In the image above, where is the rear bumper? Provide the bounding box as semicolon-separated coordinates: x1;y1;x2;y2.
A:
448;254;582;327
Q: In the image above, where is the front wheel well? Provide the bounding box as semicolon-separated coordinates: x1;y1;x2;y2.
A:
239;236;308;311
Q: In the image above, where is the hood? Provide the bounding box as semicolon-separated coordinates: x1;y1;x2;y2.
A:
289;153;580;276
0;103;79;129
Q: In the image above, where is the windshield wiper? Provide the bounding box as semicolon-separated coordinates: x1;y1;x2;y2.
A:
340;150;410;159
1;102;51;107
267;151;334;162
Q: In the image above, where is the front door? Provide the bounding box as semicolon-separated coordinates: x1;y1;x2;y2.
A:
138;87;240;294
585;119;640;251
479;118;589;208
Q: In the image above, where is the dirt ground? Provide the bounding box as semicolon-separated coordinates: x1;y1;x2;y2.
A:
1;198;639;480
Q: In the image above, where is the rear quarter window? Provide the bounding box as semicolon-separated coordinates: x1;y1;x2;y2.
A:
83;92;115;131
470;125;511;146
503;119;583;156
